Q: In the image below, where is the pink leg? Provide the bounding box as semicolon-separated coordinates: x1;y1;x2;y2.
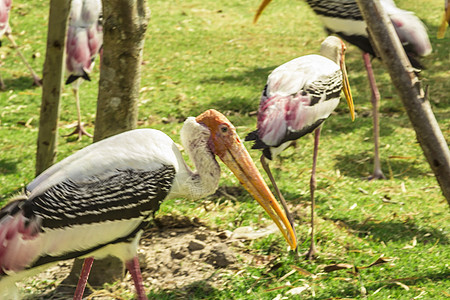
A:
73;257;94;300
362;53;386;180
305;127;321;260
64;83;93;140
125;256;147;300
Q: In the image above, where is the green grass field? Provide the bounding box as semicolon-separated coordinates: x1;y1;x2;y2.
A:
0;0;449;299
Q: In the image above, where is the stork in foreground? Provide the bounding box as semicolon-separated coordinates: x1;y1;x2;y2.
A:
0;0;41;89
437;0;449;38
246;36;355;259
65;0;103;140
254;0;432;180
0;109;297;299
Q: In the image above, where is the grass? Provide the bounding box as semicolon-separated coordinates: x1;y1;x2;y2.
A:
1;0;449;299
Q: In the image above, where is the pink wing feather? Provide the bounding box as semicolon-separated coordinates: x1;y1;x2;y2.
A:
0;201;41;274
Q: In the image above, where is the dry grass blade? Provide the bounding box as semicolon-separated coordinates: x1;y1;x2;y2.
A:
286;285;310;295
290;265;313;277
324;263;354;273
277;269;297;282
394;281;410;290
360;256;394;269
263;285;292;292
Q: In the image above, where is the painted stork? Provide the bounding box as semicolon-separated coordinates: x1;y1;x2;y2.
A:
254;0;432;180
437;0;449;38
0;0;41;89
65;0;103;140
246;36;355;259
0;109;297;299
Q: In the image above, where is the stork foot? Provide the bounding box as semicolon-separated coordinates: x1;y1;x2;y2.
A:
368;169;386;180
32;75;43;87
64;123;93;141
304;243;317;261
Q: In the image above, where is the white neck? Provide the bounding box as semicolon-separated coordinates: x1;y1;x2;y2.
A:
170;117;221;200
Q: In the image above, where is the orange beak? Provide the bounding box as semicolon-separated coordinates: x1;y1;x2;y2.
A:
196;109;297;250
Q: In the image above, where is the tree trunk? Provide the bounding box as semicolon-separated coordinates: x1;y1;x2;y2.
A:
93;0;150;142
356;0;450;205
35;0;71;176
65;0;151;290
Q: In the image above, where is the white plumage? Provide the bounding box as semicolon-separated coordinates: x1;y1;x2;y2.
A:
1;109;297;299
246;36;354;259
254;0;432;180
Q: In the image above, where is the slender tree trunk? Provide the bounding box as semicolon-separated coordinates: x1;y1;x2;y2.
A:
35;0;71;176
356;0;450;205
94;0;150;141
65;0;151;290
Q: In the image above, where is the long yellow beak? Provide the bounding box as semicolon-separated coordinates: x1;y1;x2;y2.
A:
219;135;297;250
254;0;273;23
437;5;450;39
340;53;355;121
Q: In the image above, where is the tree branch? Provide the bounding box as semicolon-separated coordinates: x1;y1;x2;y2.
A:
356;0;450;205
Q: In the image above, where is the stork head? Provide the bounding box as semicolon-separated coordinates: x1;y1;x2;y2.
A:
195;109;297;250
320;36;355;121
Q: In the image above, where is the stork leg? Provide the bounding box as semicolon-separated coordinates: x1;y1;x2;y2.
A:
305;126;321;260
73;256;95;300
0;73;5;90
4;31;42;87
64;82;93;140
362;53;386;180
125;256;148;300
260;155;297;246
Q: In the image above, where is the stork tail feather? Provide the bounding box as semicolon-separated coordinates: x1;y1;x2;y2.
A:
65;70;91;85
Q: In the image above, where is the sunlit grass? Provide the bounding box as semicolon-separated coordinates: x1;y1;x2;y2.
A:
0;0;449;299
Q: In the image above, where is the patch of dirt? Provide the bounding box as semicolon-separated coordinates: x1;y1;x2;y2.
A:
138;215;240;291
20;214;274;299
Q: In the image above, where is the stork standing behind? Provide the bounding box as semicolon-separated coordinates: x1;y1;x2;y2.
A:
254;0;432;180
246;36;355;259
0;109;297;299
0;0;41;89
65;0;103;140
437;0;450;38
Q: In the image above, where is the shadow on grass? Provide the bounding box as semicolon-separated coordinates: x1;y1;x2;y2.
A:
327;217;448;245
334;151;425;179
147;281;223;300
0;158;18;175
1;76;41;92
207;96;259;115
37;277;224;300
200;66;274;88
362;268;450;297
26;283;77;300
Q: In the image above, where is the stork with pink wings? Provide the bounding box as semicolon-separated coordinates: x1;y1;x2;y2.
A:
65;0;103;140
0;0;41;89
254;0;432;180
